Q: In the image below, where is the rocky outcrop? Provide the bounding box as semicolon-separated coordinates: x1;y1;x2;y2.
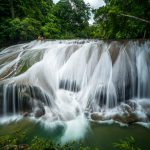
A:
90;102;150;124
112;113;139;124
0;83;50;117
34;101;45;118
91;113;104;121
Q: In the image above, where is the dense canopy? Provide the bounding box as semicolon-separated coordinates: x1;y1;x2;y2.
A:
91;0;150;39
0;0;150;47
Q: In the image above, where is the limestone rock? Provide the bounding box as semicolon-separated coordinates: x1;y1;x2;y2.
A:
91;113;104;121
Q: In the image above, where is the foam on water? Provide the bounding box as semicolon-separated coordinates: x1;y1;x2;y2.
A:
60;115;89;143
97;119;128;127
0;115;23;125
136;122;150;129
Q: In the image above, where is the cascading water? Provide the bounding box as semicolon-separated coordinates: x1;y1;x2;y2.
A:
0;40;150;131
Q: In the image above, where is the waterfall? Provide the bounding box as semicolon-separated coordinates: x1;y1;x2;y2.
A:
0;40;150;124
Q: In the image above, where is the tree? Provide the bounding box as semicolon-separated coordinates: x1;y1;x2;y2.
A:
41;13;61;38
0;0;54;47
93;0;150;39
52;0;90;35
19;0;54;21
9;0;15;18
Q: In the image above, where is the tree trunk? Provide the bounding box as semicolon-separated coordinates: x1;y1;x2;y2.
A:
9;0;15;18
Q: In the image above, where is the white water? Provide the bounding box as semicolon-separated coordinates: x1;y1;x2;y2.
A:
0;40;150;139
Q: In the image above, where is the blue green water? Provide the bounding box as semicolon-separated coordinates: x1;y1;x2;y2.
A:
0;119;150;150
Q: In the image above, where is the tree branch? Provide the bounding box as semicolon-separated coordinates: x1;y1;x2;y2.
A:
121;13;150;24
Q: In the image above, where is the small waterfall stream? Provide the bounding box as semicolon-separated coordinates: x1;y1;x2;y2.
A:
0;40;150;126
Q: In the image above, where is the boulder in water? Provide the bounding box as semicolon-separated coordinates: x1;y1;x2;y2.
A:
34;105;45;118
22;112;30;117
91;113;104;121
112;113;139;124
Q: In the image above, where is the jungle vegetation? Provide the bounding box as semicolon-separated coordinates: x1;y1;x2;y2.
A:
0;0;150;47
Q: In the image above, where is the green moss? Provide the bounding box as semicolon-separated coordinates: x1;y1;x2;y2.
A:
17;64;29;75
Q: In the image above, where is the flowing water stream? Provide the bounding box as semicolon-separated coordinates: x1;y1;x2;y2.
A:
0;40;150;147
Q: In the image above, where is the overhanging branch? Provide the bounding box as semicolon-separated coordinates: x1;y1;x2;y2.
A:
121;13;150;24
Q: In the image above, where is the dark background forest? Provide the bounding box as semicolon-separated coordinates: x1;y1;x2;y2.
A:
0;0;150;47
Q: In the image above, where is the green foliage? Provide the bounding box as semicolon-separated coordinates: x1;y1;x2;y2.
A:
0;133;141;150
0;133;98;150
52;0;90;34
9;17;41;41
92;0;150;39
1;17;41;43
113;136;141;150
0;128;28;148
19;0;54;21
1;0;149;47
41;13;61;38
30;137;73;150
86;24;103;39
0;0;90;47
29;137;99;150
